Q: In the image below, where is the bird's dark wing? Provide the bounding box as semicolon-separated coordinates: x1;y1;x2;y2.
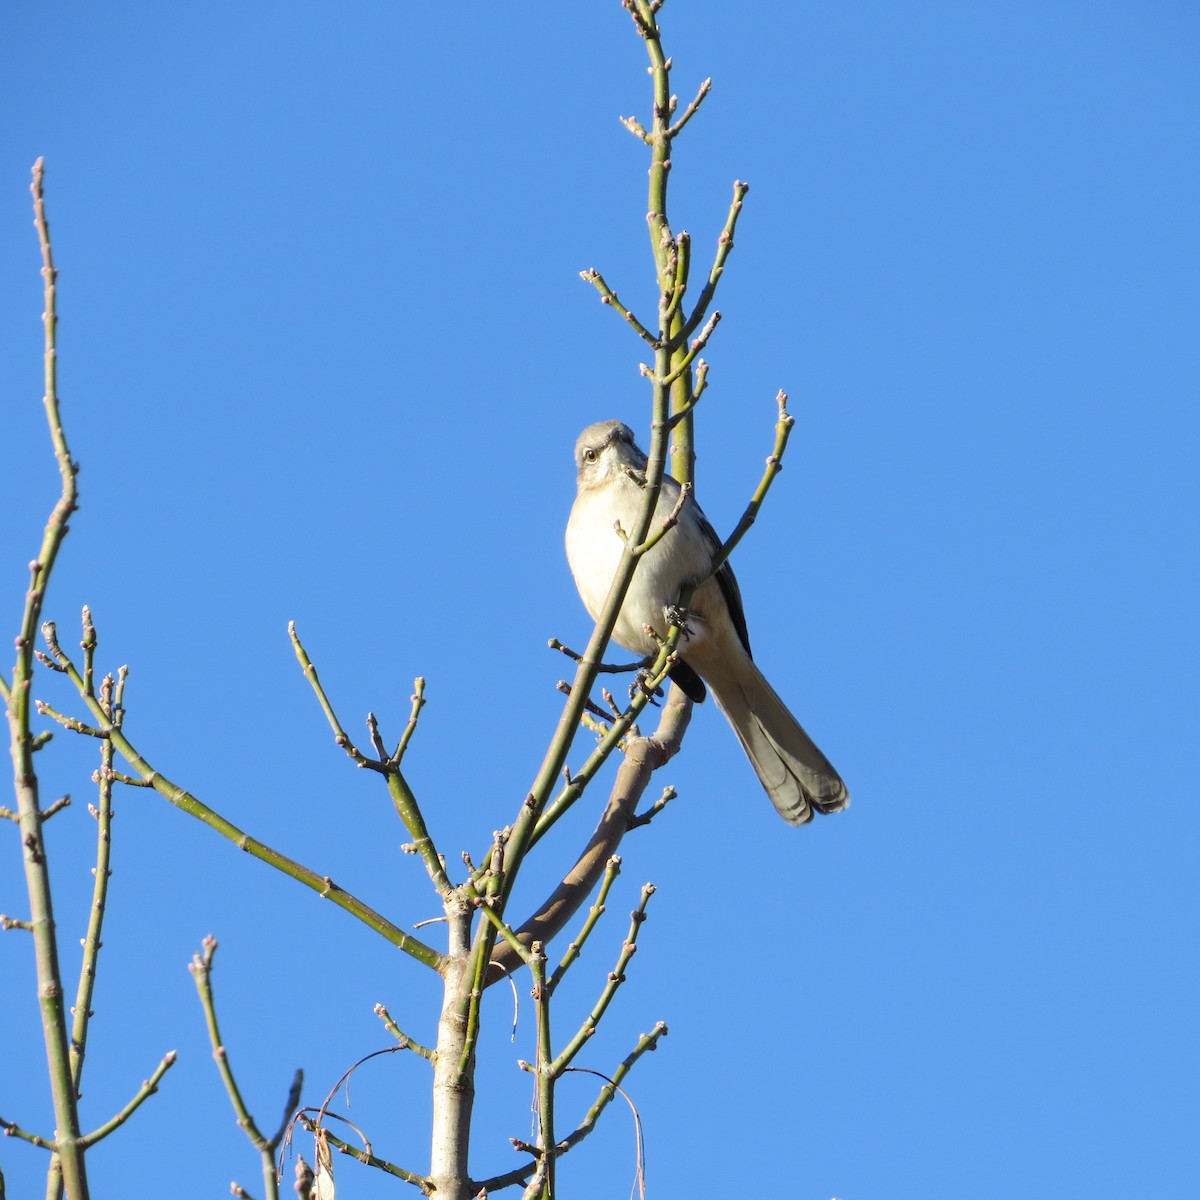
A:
693;503;752;658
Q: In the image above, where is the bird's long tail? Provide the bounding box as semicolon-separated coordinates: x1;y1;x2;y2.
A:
703;652;849;825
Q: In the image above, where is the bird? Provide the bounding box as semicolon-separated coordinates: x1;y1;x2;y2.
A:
565;419;849;825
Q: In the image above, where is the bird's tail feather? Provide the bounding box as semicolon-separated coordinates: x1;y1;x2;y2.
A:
704;653;849;826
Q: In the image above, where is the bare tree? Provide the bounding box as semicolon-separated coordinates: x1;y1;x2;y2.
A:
2;5;823;1198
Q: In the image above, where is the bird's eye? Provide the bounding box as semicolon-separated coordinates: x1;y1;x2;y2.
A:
583;448;598;463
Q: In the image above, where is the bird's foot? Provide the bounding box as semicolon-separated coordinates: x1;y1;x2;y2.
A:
664;604;692;638
629;668;664;706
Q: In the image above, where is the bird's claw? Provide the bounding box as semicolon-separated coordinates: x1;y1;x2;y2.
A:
629;669;664;705
664;605;692;637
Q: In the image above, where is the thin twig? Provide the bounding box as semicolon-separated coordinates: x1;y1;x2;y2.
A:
550;884;655;1077
666;76;712;139
34;696;107;739
678;179;749;343
628;784;677;828
580;269;658;346
548;856;622;992
468;892;536;967
190;934;301;1200
633;482;692;557
0;1114;54;1149
529;632;683;847
530;942;556;1195
288;623;378;769
373;1004;434;1062
294;1115;427;1189
555;681;617;726
68;729;116;1097
41;625;446;973
38;795;71;821
547;639;645;676
392;677;426;763
660;310;721;387
77;1050;177;1148
664;358;709;428
475;1022;668;1193
5;159;89;1200
366;711;387;760
703;390;796;582
290;625;452;897
660;230;690;331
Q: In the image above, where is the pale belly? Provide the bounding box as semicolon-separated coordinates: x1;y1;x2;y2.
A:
566;478;720;660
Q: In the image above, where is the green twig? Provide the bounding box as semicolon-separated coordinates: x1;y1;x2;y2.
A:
548;856;622;993
39;794;72;820
528;630;681;847
667;76;712;139
290;624;452;898
633;482;692;558
480;1;702;1015
561;1022;668;1153
628;784;676;828
678;179;749;343
468;892;536;966
550;884;654;1077
0;1115;54;1150
664;358;709;428
287;623;379;770
34;697;106;738
298;1047;429;1188
3;159;89;1200
546;638;644;676
554;680;618;731
295;1115;428;1189
703;390;796;581
40;623;444;972
528;942;556;1197
80;606;96;700
618;113;650;143
67;712;117;1098
392;677;426;763
457;920;491;1080
190;937;299;1200
475;1021;669;1193
659;310;721;387
660;230;690;331
580;268;658;346
373;1004;434;1062
106;770;148;787
366;710;387;760
76;1050;176;1148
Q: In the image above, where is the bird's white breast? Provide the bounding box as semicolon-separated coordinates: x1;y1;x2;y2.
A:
566;473;715;658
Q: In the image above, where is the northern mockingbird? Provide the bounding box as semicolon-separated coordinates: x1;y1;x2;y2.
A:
566;420;849;825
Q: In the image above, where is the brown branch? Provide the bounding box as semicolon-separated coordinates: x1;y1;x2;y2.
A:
485;683;691;982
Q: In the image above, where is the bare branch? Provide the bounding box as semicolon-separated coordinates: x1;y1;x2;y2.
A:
580;268;658;346
678;179;750;343
486;685;690;981
667;76;712;139
77;1050;176;1148
295;1116;427;1190
374;1004;435;1062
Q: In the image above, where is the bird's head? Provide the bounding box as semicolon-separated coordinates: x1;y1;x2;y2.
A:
573;420;647;489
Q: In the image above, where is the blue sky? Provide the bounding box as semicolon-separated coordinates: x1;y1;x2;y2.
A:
1;2;1197;1197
